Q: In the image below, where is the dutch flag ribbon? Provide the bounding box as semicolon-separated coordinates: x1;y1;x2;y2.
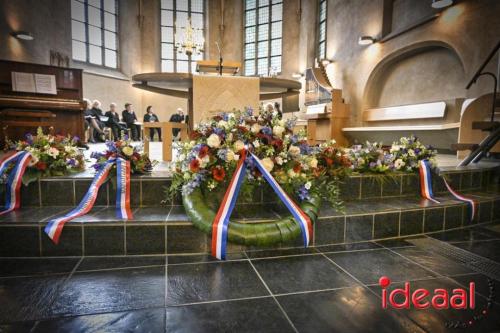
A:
211;150;312;260
44;157;133;244
419;159;476;221
0;151;32;215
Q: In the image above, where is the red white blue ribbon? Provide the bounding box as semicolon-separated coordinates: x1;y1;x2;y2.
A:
443;178;476;221
419;159;476;221
419;159;440;203
45;158;133;244
211;150;312;260
0;151;32;216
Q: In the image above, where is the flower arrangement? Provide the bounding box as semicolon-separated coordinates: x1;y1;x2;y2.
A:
4;127;85;184
347;136;437;173
91;139;155;174
169;108;349;209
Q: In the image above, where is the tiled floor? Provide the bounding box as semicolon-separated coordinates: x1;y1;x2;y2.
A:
1;227;500;332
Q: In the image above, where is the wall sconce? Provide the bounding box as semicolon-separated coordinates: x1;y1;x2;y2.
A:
431;0;453;9
358;36;376;45
292;72;304;79
11;31;34;41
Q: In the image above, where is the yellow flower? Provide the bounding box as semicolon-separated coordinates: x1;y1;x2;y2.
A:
122;146;134;156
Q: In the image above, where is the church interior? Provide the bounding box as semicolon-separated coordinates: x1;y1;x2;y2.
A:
0;0;499;332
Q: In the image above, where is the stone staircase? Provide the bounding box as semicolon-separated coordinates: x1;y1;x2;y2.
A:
0;166;499;257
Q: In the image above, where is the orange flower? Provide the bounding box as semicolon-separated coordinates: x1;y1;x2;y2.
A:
212;166;225;182
293;163;302;173
198;145;209;158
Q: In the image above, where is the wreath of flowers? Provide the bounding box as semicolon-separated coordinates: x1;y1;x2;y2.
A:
4;127;85;184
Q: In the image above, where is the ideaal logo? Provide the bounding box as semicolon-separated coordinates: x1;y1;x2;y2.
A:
379;276;475;309
379;276;495;329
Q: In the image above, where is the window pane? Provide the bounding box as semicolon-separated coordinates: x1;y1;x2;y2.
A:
245;60;255;75
271;3;282;21
176;11;188;27
319;42;325;59
105;49;117;68
257;58;268;75
162;59;174;72
104;30;116;49
245;10;256;26
191;13;203;29
245;27;255;43
177;60;188;73
72;40;86;61
161;0;173;10
162;43;174;59
258;6;269;24
320;1;326;21
104;0;116;13
71;0;85;21
88;6;102;27
176;0;188;11
161;27;174;43
259;0;269;7
89;0;101;8
246;0;256;10
191;0;204;12
192;52;203;61
258;24;268;41
319;22;326;41
89;45;102;65
177;51;188;60
89;25;102;46
270;56;281;72
104;12;116;31
161;10;173;26
245;43;255;59
257;41;268;57
72;20;86;42
270;39;281;56
271;22;281;39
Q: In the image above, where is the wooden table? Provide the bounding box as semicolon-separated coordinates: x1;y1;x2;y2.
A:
143;122;188;161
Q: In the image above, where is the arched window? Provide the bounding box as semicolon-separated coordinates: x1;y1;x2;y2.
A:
71;0;118;68
318;0;327;60
161;0;205;73
244;0;283;76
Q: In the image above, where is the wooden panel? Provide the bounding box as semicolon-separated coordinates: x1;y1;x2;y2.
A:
363;101;446;122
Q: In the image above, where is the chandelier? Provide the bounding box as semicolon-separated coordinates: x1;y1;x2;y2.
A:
175;17;204;56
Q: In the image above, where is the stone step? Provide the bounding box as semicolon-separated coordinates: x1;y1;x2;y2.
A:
0;191;498;258
2;167;498;208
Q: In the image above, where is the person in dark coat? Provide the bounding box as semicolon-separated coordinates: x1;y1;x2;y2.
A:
104;103;126;140
90;100;106;142
274;101;283;119
143;105;162;141
122;103;140;141
169;108;185;139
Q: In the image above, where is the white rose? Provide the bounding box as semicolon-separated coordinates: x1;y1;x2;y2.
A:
207;134;221;148
288;145;301;157
273;125;285;137
218;120;228;129
251;123;261;134
234;140;245;151
234;154;240;161
305;181;312;190
275;156;283;165
408;149;415;157
309;158;318;168
260;157;274;172
253;140;260;148
394;159;405;170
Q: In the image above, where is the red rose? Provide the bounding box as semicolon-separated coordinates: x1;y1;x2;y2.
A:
212;166;226;182
198;145;209;159
189;159;200;172
293;163;302;173
36;161;47;171
325;158;334;166
272;139;283;149
189;131;201;140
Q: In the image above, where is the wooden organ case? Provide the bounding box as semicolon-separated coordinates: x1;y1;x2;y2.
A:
0;60;84;145
303;65;350;146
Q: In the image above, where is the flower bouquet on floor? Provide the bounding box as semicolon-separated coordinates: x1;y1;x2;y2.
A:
3;127;86;185
389;135;437;172
91;139;156;175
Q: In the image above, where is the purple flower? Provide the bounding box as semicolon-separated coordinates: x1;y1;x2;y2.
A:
25;133;34;144
297;185;310;201
67;159;76;166
261;127;272;136
369;162;377;168
72;136;80;143
245;107;253;117
90;151;104;159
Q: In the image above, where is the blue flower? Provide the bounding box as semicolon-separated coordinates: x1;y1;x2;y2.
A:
217;148;228;160
245;107;253;116
25;133;34;144
297;185;310;201
261;127;272;136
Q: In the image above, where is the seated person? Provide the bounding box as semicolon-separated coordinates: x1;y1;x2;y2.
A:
143;105;162;141
105;102;126;140
169;107;186;140
83;98;105;143
122;103;141;141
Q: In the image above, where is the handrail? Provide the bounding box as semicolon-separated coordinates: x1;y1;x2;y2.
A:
466;40;500;89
